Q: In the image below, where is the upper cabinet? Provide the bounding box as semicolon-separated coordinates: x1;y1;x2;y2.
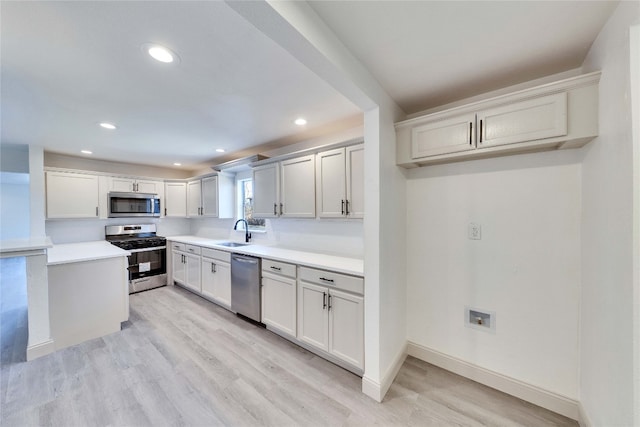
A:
396;72;600;168
108;177;163;194
253;155;315;218
46;171;100;219
186;174;235;218
316;144;364;219
164;181;187;217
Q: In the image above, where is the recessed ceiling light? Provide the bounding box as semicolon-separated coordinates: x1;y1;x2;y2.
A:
173;163;182;166
81;150;92;155
99;122;116;130
142;43;179;64
215;148;225;153
294;118;307;126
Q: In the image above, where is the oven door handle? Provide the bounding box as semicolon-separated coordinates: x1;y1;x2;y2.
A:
126;246;167;253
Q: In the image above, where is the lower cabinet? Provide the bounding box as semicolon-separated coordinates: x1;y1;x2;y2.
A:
297;267;364;370
171;243;201;293
261;259;297;337
201;248;231;308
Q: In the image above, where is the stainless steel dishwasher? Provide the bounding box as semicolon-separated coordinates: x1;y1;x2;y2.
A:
230;254;261;322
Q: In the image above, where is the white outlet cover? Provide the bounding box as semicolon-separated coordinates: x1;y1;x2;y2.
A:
468;223;481;240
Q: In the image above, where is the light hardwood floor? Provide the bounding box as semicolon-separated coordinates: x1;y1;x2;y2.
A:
0;257;577;426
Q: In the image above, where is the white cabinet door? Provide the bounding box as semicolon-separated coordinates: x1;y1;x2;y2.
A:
172;251;186;284
187;180;202;217
280;155;315;218
109;177;135;192
316;148;346;218
46;172;100;219
478;92;567;149
262;272;296;337
165;182;187;217
411;113;476;159
201;257;231;307
201;176;218;217
328;289;364;369
184;253;201;293
297;281;329;352
136;179;163;194
345;144;364;219
252;163;279;218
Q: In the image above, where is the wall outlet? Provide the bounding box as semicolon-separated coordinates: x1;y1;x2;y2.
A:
468;223;481;240
464;306;496;333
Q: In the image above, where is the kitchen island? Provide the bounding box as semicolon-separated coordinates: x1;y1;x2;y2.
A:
47;241;129;351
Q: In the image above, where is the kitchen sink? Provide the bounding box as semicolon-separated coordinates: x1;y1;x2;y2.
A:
218;242;249;248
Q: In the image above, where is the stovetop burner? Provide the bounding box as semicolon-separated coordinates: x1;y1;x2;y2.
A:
105;224;165;250
109;237;166;250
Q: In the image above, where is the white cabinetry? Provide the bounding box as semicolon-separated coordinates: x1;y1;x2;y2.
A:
187;174;235;218
201;248;231;308
109;177;163;194
171;243;201;293
297;267;364;370
46;171;100;219
252;155;315;218
165;182;187;217
316;144;364;218
261;259;297;337
397;72;600;167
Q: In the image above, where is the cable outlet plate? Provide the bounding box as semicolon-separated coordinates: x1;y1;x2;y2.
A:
468;223;481;240
464;306;496;333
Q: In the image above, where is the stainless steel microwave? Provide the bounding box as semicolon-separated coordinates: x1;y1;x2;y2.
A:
108;192;161;218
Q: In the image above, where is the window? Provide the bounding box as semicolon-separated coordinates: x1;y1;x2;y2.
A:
237;178;265;230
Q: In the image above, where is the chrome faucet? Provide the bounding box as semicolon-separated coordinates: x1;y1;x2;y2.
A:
233;219;252;243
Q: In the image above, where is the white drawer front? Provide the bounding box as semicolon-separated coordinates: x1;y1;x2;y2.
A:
299;267;363;295
262;259;296;278
185;244;201;255
201;248;230;262
171;242;186;252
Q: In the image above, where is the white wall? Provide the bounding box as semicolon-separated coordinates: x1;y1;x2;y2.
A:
579;2;639;425
406;149;582;399
0;173;30;240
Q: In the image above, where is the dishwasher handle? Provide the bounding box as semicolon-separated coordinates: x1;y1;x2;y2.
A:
232;256;259;264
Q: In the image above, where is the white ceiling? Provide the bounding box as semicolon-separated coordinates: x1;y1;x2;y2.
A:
0;1;360;170
309;0;618;113
1;1;617;170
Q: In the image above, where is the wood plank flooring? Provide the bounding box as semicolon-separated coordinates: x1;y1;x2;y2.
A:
0;257;577;426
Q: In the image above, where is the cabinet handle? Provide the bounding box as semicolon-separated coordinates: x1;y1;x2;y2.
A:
270;266;281;271
164;208;167;216
96;206;99;217
319;277;334;283
323;292;327;309
341;200;345;215
328;294;332;311
212;263;216;273
479;119;483;143
345;200;350;216
279;203;283;216
274;203;277;215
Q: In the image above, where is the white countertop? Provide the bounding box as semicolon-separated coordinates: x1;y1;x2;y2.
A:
167;235;364;277
47;241;130;266
0;237;53;255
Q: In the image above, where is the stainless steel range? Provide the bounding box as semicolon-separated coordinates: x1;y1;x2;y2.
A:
106;224;167;294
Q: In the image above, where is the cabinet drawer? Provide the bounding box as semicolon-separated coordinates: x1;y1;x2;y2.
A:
299;267;363;295
201;248;230;262
170;242;186;252
262;259;296;278
185;244;201;255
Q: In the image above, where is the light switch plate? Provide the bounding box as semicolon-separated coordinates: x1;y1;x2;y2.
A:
468;223;481;240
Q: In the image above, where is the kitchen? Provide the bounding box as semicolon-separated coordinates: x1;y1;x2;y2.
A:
1;1;638;426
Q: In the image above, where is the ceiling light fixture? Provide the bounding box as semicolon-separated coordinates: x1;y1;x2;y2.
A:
215;148;225;153
99;122;116;130
294;118;307;126
81;150;92;155
173;163;182;166
143;43;179;64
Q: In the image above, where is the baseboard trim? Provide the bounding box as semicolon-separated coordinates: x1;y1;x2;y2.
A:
362;342;408;402
362;375;382;401
26;339;55;361
407;341;579;420
577;401;592;427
